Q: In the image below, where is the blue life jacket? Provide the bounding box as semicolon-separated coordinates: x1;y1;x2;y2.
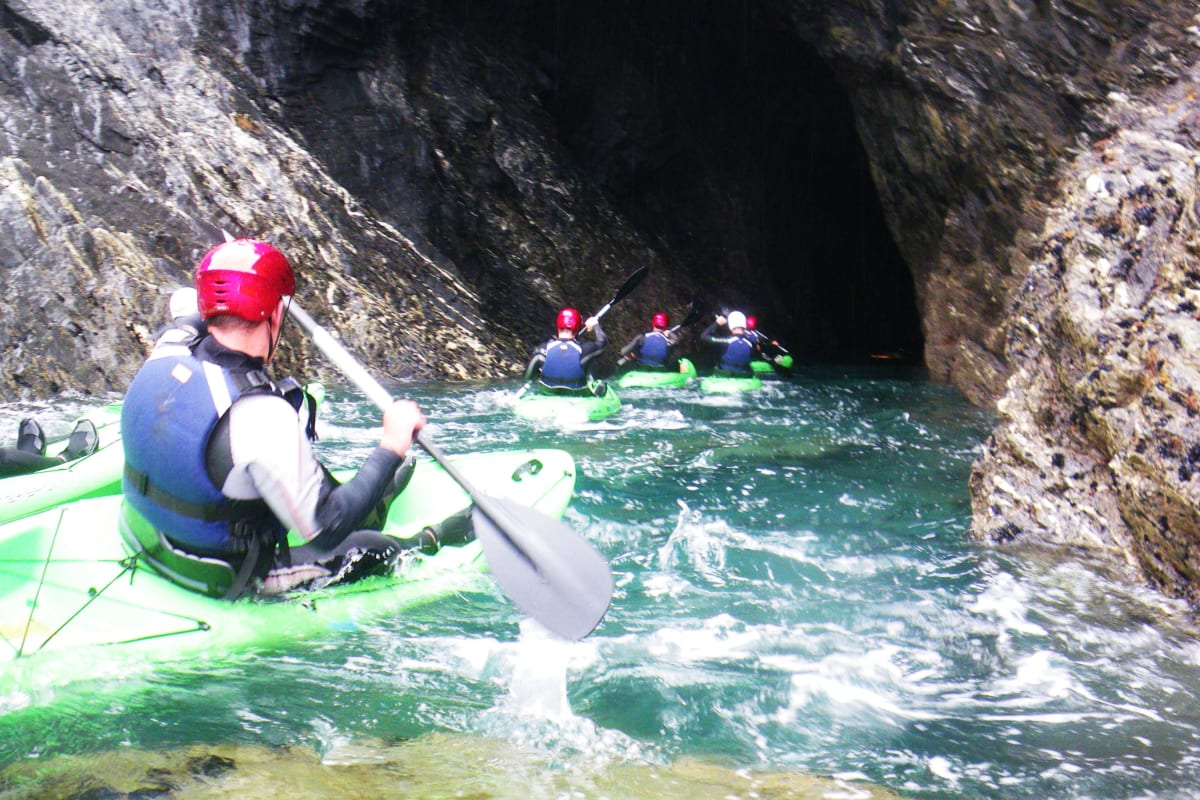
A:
637;331;670;367
718;334;756;374
539;339;587;389
121;343;285;556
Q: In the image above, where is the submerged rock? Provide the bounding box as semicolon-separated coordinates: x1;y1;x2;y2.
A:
0;735;905;799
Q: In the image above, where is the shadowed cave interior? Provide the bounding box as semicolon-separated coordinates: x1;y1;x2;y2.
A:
262;0;926;367
454;0;924;365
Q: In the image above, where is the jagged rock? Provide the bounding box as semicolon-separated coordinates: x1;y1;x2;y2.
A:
970;69;1200;604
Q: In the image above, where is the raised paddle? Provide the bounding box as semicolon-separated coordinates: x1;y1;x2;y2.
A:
590;265;651;321
751;329;792;358
286;301;613;640
667;303;705;334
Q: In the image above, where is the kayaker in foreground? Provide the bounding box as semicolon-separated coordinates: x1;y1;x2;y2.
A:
523;307;610;395
617;312;680;372
700;311;759;377
120;239;445;599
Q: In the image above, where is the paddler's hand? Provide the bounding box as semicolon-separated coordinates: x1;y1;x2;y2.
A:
380;399;426;457
584;316;599;331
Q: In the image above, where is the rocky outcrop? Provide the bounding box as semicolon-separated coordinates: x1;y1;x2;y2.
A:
3;0;1200;603
782;2;1200;603
786;2;1200;405
970;73;1200;603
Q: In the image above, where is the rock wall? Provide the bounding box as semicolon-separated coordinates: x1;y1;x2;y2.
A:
782;1;1200;605
0;0;681;395
785;1;1200;406
969;72;1200;602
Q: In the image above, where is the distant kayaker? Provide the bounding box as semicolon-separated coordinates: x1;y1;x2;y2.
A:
745;315;793;372
524;307;609;394
700;310;759;377
618;312;679;371
121;238;446;599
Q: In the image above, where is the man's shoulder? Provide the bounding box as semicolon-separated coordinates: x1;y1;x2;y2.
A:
229;391;300;422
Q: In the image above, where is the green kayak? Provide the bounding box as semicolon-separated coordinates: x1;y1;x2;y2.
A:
750;354;795;376
0;404;124;526
513;381;621;423
0;448;576;673
615;358;697;389
699;373;764;394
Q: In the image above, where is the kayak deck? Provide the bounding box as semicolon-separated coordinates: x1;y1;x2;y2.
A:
513;384;621;423
0;448;576;670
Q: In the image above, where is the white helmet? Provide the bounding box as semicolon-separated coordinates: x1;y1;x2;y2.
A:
726;311;747;330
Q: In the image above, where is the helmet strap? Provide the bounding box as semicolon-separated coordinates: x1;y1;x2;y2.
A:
265;297;291;363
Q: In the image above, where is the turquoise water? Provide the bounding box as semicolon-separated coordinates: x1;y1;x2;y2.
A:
3;366;1200;799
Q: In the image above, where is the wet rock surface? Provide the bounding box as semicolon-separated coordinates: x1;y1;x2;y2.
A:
970;70;1200;604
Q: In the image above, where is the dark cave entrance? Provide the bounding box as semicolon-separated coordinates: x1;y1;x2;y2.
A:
464;0;924;364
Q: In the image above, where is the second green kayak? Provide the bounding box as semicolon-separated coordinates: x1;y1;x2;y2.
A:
615;358;698;389
750;354;795;376
513;381;621;423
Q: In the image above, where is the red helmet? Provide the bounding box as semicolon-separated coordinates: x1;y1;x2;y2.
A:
195;240;295;321
556;307;583;333
652;312;669;329
745;315;758;331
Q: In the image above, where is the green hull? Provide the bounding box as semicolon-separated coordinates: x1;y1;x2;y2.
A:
513;384;621;423
750;355;794;376
699;374;763;394
615;358;697;389
0;449;575;672
0;404;124;526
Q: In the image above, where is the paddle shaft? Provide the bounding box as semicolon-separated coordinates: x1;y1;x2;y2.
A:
288;304;547;589
752;328;791;355
287;303;510;518
668;305;705;334
287;300;613;639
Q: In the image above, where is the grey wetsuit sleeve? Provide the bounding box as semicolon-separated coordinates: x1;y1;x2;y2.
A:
312;447;403;541
218;394;399;543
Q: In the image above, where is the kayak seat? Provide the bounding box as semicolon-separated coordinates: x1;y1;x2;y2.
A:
119;502;237;598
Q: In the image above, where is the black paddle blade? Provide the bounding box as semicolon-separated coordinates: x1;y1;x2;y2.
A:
472;498;612;640
679;304;705;327
594;265;652;320
612;265;651;304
